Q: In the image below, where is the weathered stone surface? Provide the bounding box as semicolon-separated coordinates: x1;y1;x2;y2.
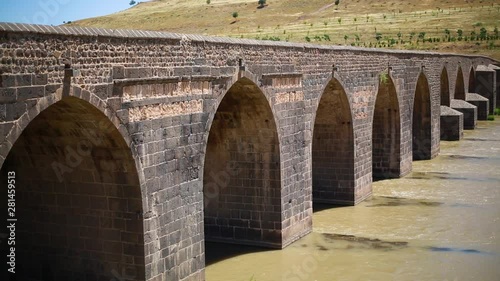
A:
475;65;497;114
466;93;489;120
488;64;500;108
440;106;463;141
451;99;477;129
0;23;497;281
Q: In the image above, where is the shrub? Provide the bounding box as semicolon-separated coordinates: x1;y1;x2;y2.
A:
380;72;389;84
232;12;239;19
258;0;266;8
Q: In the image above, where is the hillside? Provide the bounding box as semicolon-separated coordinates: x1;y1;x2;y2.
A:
69;0;500;60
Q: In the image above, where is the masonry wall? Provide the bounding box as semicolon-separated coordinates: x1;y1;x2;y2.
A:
312;78;354;204
372;75;401;179
412;73;432;160
0;23;497;281
203;78;282;247
1;97;144;281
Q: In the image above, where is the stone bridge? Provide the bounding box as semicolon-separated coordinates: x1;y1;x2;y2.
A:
0;23;498;281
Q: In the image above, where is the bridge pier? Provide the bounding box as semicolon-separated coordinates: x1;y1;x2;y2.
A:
475;65;497;114
450;99;477;129
490;64;500;109
440;106;464;141
466;93;489;120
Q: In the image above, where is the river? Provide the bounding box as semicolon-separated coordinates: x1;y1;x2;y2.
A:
205;119;500;281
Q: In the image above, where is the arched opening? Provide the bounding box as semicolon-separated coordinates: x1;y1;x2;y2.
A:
312;78;354;204
413;73;432;160
468;67;476;93
441;67;450;106
1;97;145;280
203;78;281;247
455;66;465;100
372;75;401;179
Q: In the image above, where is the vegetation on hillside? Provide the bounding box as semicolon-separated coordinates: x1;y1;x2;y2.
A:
68;0;500;59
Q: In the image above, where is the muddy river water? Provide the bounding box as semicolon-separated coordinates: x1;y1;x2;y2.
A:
205;120;500;281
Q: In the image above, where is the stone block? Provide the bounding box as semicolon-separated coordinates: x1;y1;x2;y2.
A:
33;73;48;85
475;65;496;114
0;88;17;103
440;106;463;141
113;65;125;79
466;93;489;120
450;99;477;130
489;64;500;108
17;86;45;101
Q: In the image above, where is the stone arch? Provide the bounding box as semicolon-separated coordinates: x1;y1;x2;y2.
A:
454;66;465;100
203;77;282;247
372;73;401;179
312;78;354;204
413;72;432;160
1;96;145;280
468;66;476;93
441;67;450;106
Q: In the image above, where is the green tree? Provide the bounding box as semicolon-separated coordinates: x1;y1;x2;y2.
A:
258;0;266;8
129;0;136;5
232;12;239;20
375;32;383;42
479;27;487;40
344;34;349;44
335;0;340;5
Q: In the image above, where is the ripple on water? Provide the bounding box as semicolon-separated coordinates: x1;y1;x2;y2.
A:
366;196;443;207
321;233;408;251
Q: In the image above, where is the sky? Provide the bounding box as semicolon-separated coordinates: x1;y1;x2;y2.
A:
0;0;136;26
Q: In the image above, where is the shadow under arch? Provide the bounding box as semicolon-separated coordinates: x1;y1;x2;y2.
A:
454;66;465;100
441;67;451;106
203;77;282;248
413;72;432;160
372;73;401;180
468;66;476;93
312;77;355;205
1;96;145;281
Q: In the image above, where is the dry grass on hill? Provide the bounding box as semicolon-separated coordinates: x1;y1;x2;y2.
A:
69;0;500;60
